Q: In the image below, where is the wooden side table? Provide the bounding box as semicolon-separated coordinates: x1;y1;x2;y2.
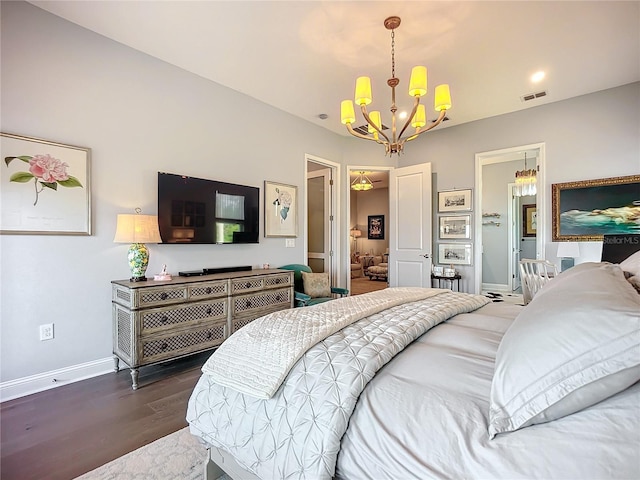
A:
431;273;462;291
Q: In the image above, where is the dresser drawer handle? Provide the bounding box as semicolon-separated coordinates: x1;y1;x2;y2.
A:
206;332;212;339
161;342;168;350
276;295;282;302
206;307;212;315
245;300;252;308
161;316;168;324
160;293;168;300
205;287;212;294
245;282;251;288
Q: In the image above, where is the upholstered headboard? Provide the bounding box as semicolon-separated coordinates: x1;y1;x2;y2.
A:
601;234;640;263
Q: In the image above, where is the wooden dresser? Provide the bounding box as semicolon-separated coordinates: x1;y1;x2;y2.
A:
111;269;294;389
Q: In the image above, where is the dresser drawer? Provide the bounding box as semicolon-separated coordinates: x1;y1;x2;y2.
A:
231;276;264;294
188;280;228;300
263;272;293;289
140;323;226;364
231;287;292;331
112;283;188;309
140;299;228;335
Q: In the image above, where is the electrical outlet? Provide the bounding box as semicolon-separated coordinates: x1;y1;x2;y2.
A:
39;323;54;341
285;238;295;248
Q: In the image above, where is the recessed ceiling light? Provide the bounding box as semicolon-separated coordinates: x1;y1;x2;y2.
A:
398;111;408;120
531;71;545;83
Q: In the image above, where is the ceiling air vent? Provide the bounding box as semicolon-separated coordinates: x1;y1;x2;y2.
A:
521;91;548;102
353;123;389;135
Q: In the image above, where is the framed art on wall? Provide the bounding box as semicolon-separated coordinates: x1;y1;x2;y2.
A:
552;174;640;241
438;189;472;212
264;180;298;237
438;243;473;265
439;215;471;239
367;215;385;240
523;204;537;237
1;132;91;235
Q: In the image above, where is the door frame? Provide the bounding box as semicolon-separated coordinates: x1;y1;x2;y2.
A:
305;154;341;287
474;143;546;294
346;164;393;291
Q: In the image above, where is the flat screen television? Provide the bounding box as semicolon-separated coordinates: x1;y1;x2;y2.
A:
158;172;259;244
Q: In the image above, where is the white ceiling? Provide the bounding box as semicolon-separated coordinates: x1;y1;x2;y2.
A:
29;1;639;137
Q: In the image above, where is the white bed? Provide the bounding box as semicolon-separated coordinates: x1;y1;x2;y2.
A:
186;259;640;480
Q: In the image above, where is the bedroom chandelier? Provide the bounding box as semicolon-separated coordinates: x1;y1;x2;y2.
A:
514;153;537;197
351;171;374;191
340;16;452;156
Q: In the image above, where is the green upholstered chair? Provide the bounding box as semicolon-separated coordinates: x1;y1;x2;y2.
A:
279;264;349;307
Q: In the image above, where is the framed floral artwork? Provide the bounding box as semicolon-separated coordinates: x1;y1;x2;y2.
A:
264;180;297;237
1;132;91;235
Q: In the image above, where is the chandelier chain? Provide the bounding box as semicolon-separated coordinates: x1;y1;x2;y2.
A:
390;28;396;78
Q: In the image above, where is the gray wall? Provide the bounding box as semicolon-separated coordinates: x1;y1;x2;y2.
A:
1;1;639;389
0;2;342;383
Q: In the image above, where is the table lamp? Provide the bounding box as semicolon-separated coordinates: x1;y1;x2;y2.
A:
557;242;580;271
114;209;162;281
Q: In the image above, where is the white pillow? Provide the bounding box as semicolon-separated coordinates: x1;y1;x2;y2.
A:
489;262;640;438
620;250;640;292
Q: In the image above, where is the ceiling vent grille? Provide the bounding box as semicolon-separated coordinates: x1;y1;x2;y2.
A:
521;91;548;102
353;123;389;135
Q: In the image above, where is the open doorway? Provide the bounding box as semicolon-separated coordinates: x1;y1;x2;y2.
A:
347;169;390;295
474;143;546;296
306;155;340;286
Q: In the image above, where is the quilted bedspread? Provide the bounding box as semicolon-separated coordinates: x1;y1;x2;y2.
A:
187;289;489;480
201;287;444;399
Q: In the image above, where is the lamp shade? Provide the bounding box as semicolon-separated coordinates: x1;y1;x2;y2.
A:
434;84;452;111
114;214;162;244
411;104;426;128
351;228;362;238
368;111;381;133
355;76;372;106
557;242;580;258
408;66;427;97
340;100;355;125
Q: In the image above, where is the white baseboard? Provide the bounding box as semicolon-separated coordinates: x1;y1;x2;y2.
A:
0;357;114;403
482;282;510;292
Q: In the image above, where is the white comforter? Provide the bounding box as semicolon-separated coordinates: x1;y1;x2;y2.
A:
187;290;490;479
201;287;445;399
336;302;640;479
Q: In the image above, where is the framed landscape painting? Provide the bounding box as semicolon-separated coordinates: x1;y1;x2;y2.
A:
439;215;471;239
1;132;91;235
552;174;640;241
438;243;473;265
438;189;472;212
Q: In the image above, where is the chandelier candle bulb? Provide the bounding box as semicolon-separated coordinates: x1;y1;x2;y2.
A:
409;66;427;97
434;84;452;111
341;100;355;125
355;77;372;105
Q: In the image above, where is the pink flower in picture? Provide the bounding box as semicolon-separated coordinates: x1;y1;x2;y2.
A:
28;154;70;183
5;152;83;206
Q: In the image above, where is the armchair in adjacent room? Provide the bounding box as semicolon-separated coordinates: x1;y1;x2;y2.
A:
279;264;349;307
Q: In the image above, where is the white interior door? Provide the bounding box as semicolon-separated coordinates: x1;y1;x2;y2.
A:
508;183;521;292
307;168;332;274
389;163;432;287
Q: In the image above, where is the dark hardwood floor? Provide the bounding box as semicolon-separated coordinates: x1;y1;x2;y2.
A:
1;351;211;480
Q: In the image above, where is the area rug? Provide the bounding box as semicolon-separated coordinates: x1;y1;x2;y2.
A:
76;427;206;480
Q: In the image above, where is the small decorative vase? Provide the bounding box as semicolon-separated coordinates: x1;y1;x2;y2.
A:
128;243;149;281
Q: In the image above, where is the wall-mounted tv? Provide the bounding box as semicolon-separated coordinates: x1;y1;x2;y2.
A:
158;172;259;244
